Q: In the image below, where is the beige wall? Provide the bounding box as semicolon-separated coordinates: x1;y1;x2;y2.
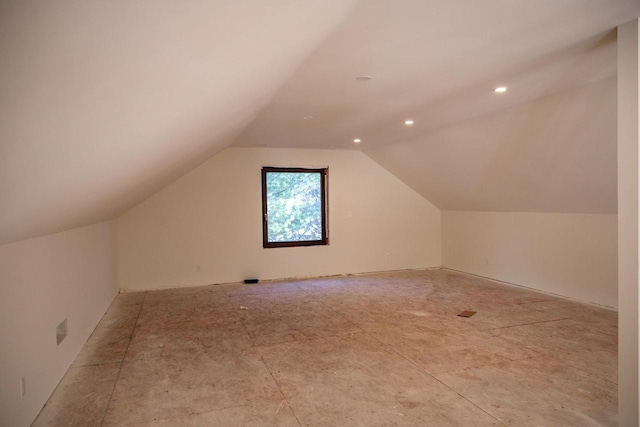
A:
117;147;442;291
442;211;617;307
617;18;639;426
0;221;119;427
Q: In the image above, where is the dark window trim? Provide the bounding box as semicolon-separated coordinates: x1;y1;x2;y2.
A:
261;166;328;248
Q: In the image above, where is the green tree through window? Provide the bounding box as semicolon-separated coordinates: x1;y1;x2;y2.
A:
262;167;328;248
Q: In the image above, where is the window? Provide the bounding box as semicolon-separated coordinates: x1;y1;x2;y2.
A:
261;167;328;248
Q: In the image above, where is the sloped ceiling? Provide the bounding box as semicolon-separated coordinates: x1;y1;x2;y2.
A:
1;1;638;245
0;0;357;245
233;2;628;150
367;77;618;213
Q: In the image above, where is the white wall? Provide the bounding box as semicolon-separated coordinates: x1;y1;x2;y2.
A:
117;147;441;291
0;221;119;427
442;211;617;307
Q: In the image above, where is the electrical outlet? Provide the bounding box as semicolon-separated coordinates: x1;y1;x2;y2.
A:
20;376;26;397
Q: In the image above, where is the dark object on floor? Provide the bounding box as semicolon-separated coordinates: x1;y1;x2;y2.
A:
457;310;476;318
244;279;259;284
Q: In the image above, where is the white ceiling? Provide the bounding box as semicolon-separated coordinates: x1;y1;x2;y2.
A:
1;0;638;245
367;77;618;213
234;1;632;150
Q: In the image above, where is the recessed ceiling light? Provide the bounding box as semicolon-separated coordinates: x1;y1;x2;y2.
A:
304;115;314;120
494;86;507;93
356;76;372;81
404;119;414;125
353;138;361;143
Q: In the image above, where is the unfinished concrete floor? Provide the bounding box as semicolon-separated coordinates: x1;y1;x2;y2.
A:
33;269;617;426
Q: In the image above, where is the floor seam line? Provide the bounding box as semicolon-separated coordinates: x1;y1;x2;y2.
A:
430;372;509;426
360;329;508;426
257;350;304;427
99;291;147;427
488;317;572;332
231;292;303;426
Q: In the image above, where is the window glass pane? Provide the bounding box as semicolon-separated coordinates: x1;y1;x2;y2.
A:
266;171;322;242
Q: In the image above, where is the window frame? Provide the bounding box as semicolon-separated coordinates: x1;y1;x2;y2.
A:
261;166;328;248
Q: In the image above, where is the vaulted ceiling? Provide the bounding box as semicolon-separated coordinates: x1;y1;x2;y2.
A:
1;0;638;245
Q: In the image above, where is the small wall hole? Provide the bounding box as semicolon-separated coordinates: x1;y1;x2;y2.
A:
56;318;67;346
